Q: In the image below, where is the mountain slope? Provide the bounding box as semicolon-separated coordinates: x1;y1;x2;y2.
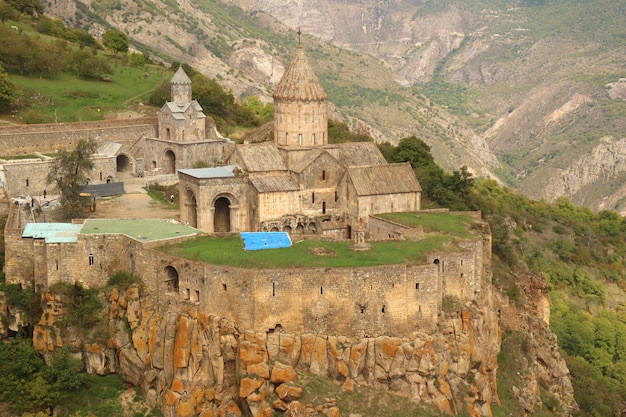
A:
227;0;626;212
44;0;626;211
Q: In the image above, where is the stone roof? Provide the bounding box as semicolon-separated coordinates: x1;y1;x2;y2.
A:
273;46;328;102
178;165;238;179
338;142;388;166
348;163;422;196
249;175;299;193
162;101;205;120
171;66;192;84
97;141;123;157
291;148;326;173
232;143;287;172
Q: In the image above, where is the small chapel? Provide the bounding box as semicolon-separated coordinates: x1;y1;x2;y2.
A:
176;42;422;238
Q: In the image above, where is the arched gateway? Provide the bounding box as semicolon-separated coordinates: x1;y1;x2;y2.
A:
214;197;231;232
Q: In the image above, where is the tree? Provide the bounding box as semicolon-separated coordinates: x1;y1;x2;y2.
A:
0;63;18;113
0;0;19;22
72;50;112;79
47;139;98;220
102;29;128;54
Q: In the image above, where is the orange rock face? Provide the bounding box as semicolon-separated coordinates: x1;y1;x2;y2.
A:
270;363;297;383
239;377;264;398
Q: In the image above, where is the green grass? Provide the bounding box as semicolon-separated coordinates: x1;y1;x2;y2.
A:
0;154;44;160
377;212;477;239
57;373;162;417
296;370;449;417
144;184;179;210
158;233;464;269
9;62;170;123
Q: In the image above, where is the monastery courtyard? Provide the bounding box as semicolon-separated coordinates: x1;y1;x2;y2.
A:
82;173;180;220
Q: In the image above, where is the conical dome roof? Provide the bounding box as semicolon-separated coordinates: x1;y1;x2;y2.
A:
273;46;327;102
171;66;192;84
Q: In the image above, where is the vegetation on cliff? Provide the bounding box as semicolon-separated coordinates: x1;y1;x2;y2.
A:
387;137;626;417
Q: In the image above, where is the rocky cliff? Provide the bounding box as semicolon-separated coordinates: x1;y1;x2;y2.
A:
29;273;575;416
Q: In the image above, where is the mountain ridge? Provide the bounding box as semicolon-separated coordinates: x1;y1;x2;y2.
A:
38;0;626;212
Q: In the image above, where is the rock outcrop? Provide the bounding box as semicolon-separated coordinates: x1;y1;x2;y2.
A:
27;264;576;417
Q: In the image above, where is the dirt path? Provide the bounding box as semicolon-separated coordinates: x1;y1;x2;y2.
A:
88;193;179;220
88;174;179;220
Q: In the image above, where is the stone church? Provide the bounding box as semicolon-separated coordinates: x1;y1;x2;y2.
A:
177;43;422;237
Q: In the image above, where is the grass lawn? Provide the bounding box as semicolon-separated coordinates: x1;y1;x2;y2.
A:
158;232;465;269
10;63;170;123
377;212;478;239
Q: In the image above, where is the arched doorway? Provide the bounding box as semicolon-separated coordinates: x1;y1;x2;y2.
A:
214;197;231;232
164;149;176;174
116;154;132;173
165;265;179;293
185;189;197;228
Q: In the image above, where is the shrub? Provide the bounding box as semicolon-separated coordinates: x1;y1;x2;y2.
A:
107;271;137;288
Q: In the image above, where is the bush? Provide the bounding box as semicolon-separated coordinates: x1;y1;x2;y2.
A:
0;283;33;310
50;283;102;330
107;271;137;288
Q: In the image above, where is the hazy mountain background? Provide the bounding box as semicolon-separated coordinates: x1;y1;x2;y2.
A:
44;0;626;212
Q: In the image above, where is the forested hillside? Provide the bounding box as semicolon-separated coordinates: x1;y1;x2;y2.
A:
384;137;626;416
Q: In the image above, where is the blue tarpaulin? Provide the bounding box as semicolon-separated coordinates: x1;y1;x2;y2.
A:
241;232;292;251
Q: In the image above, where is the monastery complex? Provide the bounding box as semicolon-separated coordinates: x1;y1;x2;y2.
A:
0;43;491;337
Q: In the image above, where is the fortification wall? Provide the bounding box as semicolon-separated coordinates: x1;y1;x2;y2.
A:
133;249;444;337
4;224;31;286
0;118;157;155
4;220;488;338
3;157;117;198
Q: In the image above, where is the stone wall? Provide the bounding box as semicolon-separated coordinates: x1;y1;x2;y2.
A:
5;215;488;338
0;118;157;156
3;156;117;198
142;138;232;175
32;283;505;417
369;215;411;240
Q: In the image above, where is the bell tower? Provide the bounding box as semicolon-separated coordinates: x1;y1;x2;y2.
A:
171;66;192;106
273;33;328;147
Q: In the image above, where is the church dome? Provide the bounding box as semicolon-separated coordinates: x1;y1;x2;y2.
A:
273;45;328;102
171;66;192;85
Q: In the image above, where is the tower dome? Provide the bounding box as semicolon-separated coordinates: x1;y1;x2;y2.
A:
273;44;328;147
171;66;192;106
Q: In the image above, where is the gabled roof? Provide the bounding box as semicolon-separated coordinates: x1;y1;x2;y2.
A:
97;141;123;157
249;175;299;193
338;142;388;166
273;45;327;102
348;163;422;196
161;100;205;120
232;143;287;172
291;148;327;173
178;165;238;179
171;66;192;84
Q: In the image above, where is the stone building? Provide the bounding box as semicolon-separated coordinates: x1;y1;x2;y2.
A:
141;67;232;175
178;44;422;237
